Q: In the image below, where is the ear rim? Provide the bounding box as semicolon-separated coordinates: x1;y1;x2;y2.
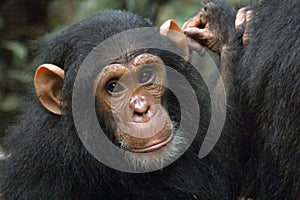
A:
34;64;64;115
160;19;183;35
160;19;190;61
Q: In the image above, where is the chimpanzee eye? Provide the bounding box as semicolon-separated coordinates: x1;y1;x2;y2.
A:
106;79;125;94
138;68;155;84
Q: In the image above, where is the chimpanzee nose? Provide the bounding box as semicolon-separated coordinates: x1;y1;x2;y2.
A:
129;95;151;122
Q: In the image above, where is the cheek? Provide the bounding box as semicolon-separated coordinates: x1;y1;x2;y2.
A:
152;87;165;102
95;102;118;139
95;93;113;113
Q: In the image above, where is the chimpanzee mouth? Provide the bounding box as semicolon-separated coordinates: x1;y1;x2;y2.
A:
128;132;174;153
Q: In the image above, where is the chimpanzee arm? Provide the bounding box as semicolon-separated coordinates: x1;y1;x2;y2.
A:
182;1;246;85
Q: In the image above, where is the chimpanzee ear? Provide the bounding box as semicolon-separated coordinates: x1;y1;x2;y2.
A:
160;19;189;60
34;64;64;115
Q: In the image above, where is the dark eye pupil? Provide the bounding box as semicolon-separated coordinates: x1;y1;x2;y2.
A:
106;80;124;94
108;82;116;91
139;69;154;84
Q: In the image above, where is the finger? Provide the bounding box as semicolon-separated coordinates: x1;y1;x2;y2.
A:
246;10;254;22
184;27;205;38
182;21;190;30
184;27;213;42
243;10;254;44
182;10;208;30
235;7;248;28
182;17;201;30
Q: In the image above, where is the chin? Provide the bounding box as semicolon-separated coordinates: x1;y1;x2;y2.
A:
123;123;188;171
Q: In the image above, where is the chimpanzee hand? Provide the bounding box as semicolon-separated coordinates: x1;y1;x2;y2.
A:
235;7;254;45
182;2;236;54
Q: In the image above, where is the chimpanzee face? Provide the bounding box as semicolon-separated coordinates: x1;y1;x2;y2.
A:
95;53;172;153
33;20;192;170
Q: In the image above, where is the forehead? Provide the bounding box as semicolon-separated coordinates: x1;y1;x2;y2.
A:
102;53;165;74
131;53;164;66
114;53;164;66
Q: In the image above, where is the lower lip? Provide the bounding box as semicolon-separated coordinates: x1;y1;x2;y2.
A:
129;133;174;153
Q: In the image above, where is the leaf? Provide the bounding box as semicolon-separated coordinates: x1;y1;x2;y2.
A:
0;94;23;112
1;41;27;60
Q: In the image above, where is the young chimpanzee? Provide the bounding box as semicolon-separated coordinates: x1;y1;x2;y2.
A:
0;5;241;200
184;0;300;199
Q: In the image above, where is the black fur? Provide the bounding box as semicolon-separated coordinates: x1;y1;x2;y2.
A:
235;0;300;199
205;0;300;199
181;0;300;199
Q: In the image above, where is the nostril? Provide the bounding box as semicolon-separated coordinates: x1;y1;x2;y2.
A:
133;99;149;114
129;95;152;122
134;111;144;116
145;108;149;115
134;105;150;116
132;105;152;123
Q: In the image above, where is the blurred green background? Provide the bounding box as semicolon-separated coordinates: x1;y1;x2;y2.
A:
0;0;249;153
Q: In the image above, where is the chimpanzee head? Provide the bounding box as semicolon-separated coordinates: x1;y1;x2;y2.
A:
33;10;201;171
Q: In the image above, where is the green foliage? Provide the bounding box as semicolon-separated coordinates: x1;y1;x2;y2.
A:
1;41;27;61
0;40;31;135
74;0;123;21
